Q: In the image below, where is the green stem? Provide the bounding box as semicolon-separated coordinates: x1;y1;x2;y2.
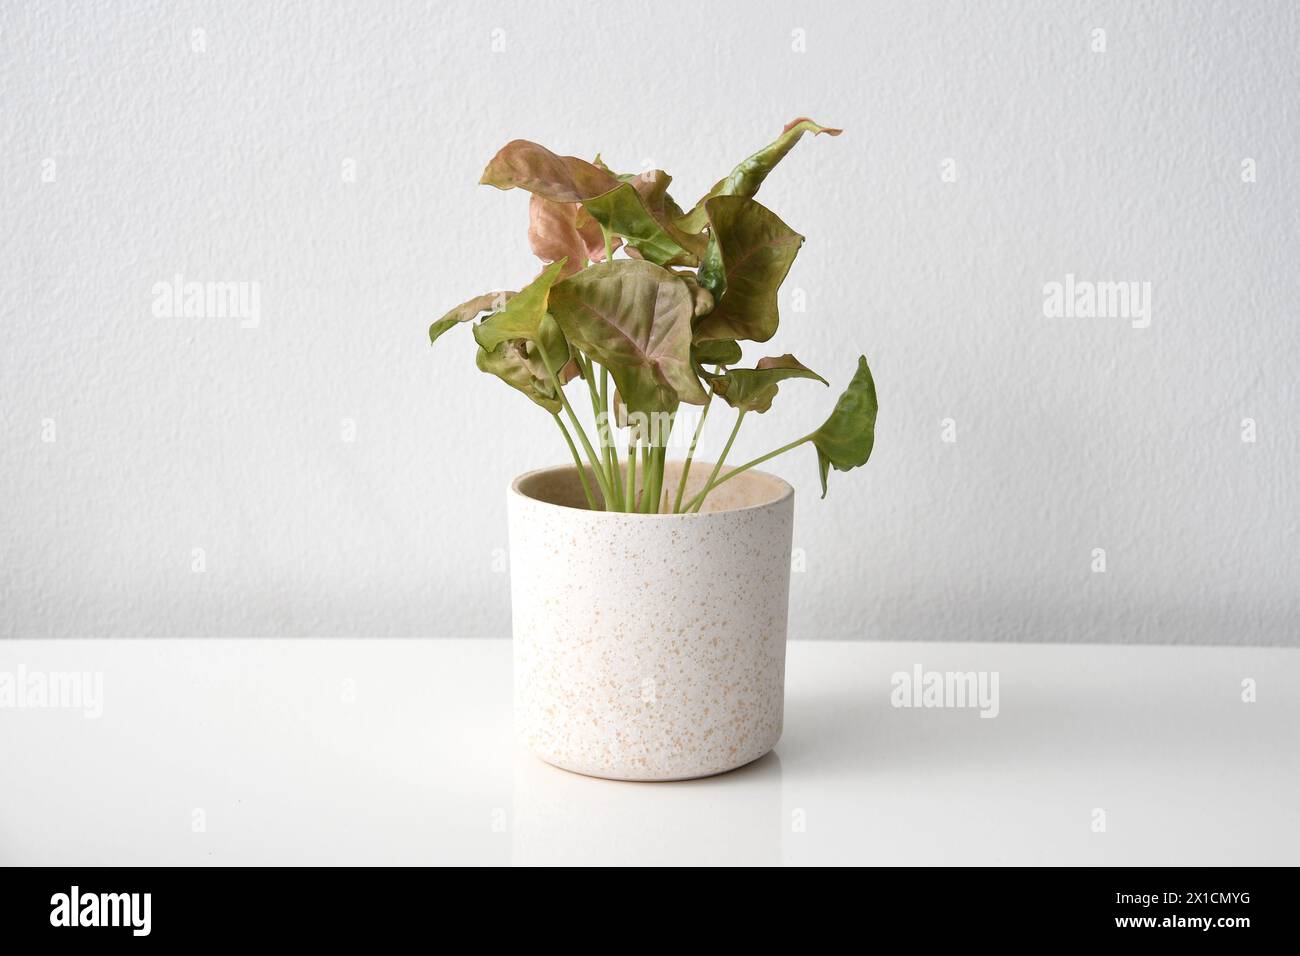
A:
657;446;669;513
602;225;613;263
649;415;674;513
688;411;745;513
579;354;613;494
625;433;638;513
673;393;712;513
540;346;612;508
683;432;812;514
639;444;652;512
581;354;601;418
552;414;598;510
599;367;623;509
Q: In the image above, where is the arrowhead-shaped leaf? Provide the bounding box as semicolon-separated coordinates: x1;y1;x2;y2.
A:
581;180;695;267
693;196;804;343
809;355;878;498
429;291;514;345
472;260;567;352
677;118;841;233
476;314;574;413
480;140;620;203
475;338;562;414
480;140;694;267
548;260;707;416
708;354;827;414
624;170;708;262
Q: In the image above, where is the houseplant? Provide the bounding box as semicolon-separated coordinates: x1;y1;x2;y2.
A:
431;118;878;780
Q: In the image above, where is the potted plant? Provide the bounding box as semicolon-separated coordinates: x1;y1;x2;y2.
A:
430;118;878;780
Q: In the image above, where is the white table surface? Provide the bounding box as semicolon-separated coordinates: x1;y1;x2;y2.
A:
2;639;1296;866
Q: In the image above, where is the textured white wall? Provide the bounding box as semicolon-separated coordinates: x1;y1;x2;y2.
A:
3;1;1297;643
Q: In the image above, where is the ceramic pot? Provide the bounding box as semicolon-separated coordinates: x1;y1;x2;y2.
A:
507;461;794;781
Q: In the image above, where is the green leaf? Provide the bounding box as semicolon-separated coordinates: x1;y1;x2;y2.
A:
524;313;575;384
475;339;563;414
809;355;878;498
581;181;694;267
696;221;727;299
472;260;567;352
677;118;841;233
693;196;804;343
692;338;741;369
429;291;514;345
623;170;708;261
709;353;827;414
548;260;707;417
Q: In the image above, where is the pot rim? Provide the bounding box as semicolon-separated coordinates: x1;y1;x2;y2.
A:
508;461;794;519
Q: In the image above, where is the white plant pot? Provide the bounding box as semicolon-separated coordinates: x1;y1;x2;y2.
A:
507;461;794;781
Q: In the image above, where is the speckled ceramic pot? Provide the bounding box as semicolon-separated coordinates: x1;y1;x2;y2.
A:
508;461;794;781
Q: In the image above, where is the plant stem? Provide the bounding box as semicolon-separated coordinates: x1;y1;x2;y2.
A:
599;366;623;509
650;414;675;513
658;446;669;513
673;392;712;512
644;444;655;512
625;432;638;512
683;432;812;513
579;353;613;494
581;354;601;419
552;414;598;510
689;410;745;513
539;346;612;508
601;224;613;263
644;451;655;513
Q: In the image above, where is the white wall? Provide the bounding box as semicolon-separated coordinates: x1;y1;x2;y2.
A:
3;1;1297;643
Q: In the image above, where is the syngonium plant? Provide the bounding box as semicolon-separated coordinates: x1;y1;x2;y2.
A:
430;118;878;513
